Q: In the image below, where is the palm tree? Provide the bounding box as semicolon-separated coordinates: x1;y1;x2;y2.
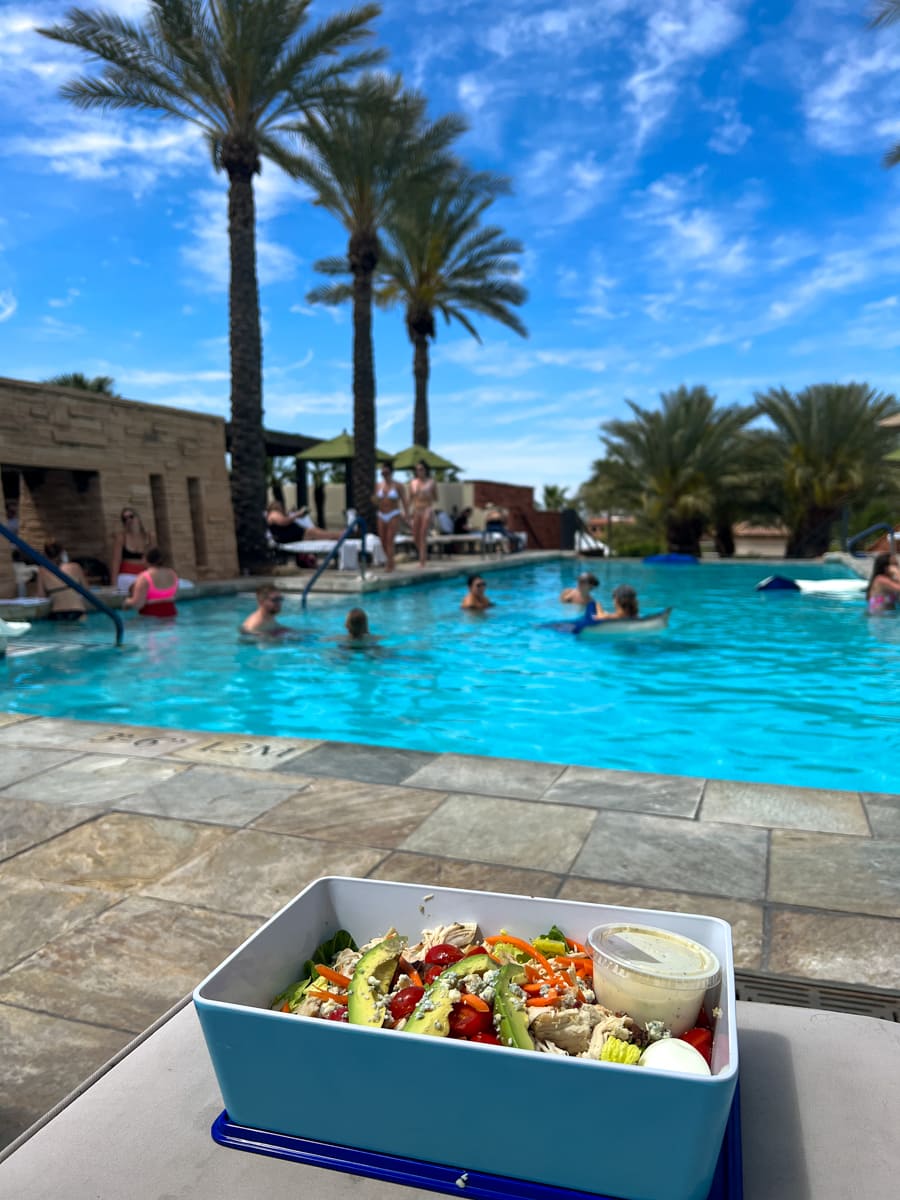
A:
872;4;900;165
754;383;900;556
38;0;382;569
45;372;120;397
291;75;465;523
588;386;754;556
542;485;570;510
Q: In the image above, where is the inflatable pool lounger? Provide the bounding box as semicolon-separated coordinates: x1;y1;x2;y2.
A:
577;607;672;636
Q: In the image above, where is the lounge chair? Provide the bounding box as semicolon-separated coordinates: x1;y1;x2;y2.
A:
265;530;386;571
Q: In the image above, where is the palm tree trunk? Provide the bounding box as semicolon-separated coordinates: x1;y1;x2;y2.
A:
350;232;378;532
786;508;834;557
412;331;430;448
226;163;268;570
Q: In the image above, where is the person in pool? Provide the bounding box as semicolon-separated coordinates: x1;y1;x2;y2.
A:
343;607;377;645
865;553;900;615
585;583;639;623
560;571;598;605
123;546;178;617
462;574;494;610
240;585;292;638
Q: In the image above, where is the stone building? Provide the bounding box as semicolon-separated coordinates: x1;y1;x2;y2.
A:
0;377;238;597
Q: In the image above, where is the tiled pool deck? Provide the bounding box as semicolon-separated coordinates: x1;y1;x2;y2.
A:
1;707;898;1149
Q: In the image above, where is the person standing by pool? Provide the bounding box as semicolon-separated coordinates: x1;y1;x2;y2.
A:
36;542;89;622
865;553;900;615
462;574;494;610
373;464;407;573
111;507;155;591
409;460;436;568
560;571;599;605
123;547;178;618
240;585;293;637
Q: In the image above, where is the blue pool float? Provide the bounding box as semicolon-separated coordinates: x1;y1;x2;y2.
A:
643;553;698;565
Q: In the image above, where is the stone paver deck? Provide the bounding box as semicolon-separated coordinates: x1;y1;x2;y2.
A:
1;712;898;1149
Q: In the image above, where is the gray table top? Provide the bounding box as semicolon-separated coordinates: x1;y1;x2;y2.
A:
2;1000;898;1199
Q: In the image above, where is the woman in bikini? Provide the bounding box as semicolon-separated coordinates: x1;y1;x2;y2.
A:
372;463;408;573
409;460;436;568
36;542;89;622
111;507;155;591
865;553;900;615
123;546;178;618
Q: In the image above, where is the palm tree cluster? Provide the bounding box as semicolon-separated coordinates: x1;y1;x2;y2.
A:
38;1;528;568
583;383;900;558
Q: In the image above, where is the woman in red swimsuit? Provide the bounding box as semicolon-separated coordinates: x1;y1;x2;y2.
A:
123;547;178;618
111;507;155;589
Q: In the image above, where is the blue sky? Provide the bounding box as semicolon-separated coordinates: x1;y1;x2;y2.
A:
2;0;900;495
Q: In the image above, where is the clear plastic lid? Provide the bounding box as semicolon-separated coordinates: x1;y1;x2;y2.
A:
587;923;721;991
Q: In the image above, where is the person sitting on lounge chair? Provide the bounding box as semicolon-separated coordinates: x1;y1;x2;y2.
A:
266;501;341;544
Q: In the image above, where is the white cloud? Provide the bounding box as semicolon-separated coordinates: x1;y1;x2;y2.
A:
0;290;17;322
117;368;230;387
48;287;79;308
708;101;752;155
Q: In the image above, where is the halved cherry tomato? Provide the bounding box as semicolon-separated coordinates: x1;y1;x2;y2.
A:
448;1004;493;1039
326;1006;349;1022
424;943;464;967
423;963;445;985
389;986;425;1021
680;1027;713;1064
470;1030;501;1045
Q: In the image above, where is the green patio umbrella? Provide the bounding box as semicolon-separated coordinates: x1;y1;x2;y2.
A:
298;430;392;513
391;444;460;472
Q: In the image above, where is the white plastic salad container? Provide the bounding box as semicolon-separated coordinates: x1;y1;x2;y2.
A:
193;876;737;1200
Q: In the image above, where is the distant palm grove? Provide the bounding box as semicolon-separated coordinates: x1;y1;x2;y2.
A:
39;0;528;568
583;383;900;558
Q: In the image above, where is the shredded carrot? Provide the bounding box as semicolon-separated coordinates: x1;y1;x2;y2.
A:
567;938;589;954
309;988;348;1003
555;954;591;966
524;963;543;983
526;991;559;1007
522;982;545;994
281;1002;291;1012
459;993;491;1013
315;964;352;988
485;934;556;977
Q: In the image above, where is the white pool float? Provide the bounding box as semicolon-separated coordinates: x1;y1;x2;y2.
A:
0;617;32;656
576;607;672;637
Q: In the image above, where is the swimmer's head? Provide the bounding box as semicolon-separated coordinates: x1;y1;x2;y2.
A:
346;607;369;638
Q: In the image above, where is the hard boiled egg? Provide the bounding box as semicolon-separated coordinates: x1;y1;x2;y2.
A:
639;1037;712;1076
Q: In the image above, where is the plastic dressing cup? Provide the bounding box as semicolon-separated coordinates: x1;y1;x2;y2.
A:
587;923;721;1036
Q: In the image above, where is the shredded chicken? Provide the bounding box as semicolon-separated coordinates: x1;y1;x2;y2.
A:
534;1037;569;1056
529;1005;611;1054
332;946;362;977
295;993;324;1018
359;927;401;954
407;922;480;959
585;1012;640;1059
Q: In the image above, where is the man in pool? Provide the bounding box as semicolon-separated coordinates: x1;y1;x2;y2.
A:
560;571;598;605
240;585;292;638
462;574;494;610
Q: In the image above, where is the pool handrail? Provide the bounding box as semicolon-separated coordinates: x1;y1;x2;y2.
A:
0;523;125;646
300;516;368;609
846;522;897;558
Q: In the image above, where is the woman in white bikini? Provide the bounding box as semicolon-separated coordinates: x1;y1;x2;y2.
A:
409;460;436;568
372;463;408;573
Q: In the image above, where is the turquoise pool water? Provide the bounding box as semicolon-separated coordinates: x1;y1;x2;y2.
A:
3;560;899;792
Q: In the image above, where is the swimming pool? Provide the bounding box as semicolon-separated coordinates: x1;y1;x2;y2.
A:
3;560;898;793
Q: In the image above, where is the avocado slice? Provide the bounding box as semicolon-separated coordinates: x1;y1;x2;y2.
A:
403;953;496;1037
346;936;406;1027
494;963;533;1050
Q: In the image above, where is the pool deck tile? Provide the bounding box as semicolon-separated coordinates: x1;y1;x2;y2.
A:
0;747;81;790
141;829;387;919
701;778;870;836
572;810;769;900
62;724;205;759
542;765;703;817
0;717;138;751
0;812;232;894
0;712;31;728
368;851;563;898
0;1004;130;1150
252;778;446;847
274;742;438;785
402;753;566;800
0;754;187;809
0;877;115;973
768;830;900;919
400;793;595;874
113;765;303;826
862;792;900;839
557;877;764;970
0;795;105;864
767;908;900;986
0;896;260;1033
171;733;322;771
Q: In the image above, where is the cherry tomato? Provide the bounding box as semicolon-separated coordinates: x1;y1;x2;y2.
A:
424;963;445;985
679;1027;713;1065
389;986;425;1021
448;1004;493;1039
424;943;464;967
326;1006;349;1022
470;1030;502;1045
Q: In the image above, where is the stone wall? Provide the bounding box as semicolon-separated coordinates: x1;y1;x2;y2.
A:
0;377;238;596
467;480;561;549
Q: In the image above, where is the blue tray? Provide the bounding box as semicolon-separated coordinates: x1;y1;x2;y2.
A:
211;1086;742;1200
